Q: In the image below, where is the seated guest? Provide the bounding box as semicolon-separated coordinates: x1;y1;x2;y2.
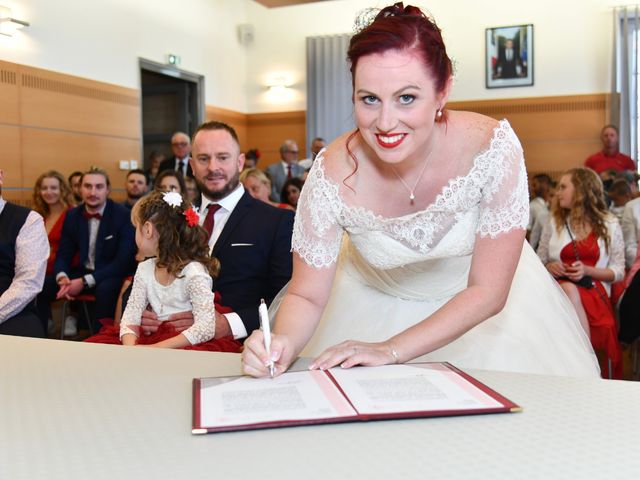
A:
184;176;200;205
122;169;149;210
85;190;240;352
240;168;294;210
527;173;553;250
265;140;305;202
36;167;136;333
159;131;192;179
621;195;640;268
144;150;165;186
138;121;294;341
298;137;326;170
607;179;632;222
32;171;76;275
68;171;83;204
280;177;304;210
585;125;636;174
537;167;624;378
155;169;186;194
243;149;260;170
0;169;48;337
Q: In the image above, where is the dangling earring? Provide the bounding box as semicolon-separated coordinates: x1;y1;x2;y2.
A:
435;108;443;122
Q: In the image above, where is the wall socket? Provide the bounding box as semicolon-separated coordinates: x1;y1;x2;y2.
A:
130;160;138;169
119;160;130;170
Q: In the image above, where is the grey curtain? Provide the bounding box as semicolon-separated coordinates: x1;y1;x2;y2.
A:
306;34;354;156
613;6;639;160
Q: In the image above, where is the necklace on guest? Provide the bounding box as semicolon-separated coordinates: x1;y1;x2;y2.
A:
389;141;436;205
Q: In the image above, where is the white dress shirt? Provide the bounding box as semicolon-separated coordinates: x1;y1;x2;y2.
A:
198;184;247;339
0;197;48;323
175;156;190;178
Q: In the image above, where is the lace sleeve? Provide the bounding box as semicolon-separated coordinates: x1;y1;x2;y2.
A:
181;264;215;345
621;202;639;268
476;122;529;238
608;220;625;283
119;264;149;339
291;156;345;268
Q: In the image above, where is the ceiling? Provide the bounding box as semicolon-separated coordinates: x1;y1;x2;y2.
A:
253;0;332;8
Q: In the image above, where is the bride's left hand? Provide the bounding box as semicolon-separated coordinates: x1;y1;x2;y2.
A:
309;340;397;370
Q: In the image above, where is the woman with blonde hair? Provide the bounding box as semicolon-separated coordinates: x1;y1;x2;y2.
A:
537;167;624;378
32;170;75;275
240;168;294;210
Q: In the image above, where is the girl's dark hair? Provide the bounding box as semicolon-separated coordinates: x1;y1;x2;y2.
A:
132;190;220;278
281;177;304;207
154;169;187;194
344;2;452;187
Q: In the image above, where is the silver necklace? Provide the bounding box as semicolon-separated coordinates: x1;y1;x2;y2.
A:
390;147;435;205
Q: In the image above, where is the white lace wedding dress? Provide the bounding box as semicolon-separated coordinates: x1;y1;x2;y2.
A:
280;120;599;377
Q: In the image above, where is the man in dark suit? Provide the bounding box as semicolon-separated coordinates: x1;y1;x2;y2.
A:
495;39;522;79
36;167;136;333
158;131;193;179
141;121;294;339
265;140;306;202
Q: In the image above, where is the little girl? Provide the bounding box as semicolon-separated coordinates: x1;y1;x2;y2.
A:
88;190;240;351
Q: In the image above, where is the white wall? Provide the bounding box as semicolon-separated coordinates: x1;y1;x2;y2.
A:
244;0;620;112
0;0;622;114
0;0;250;111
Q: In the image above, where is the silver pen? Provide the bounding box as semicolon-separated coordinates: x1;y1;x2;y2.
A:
258;299;275;378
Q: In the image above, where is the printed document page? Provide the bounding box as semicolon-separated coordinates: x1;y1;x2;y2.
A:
329;364;503;415
199;370;357;428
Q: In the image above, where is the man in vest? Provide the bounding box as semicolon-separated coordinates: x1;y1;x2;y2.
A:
0;169;49;337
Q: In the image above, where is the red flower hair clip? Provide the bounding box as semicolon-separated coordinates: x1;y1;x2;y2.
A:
184;207;199;227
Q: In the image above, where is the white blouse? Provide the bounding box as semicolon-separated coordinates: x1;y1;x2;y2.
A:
119;258;215;345
537;215;625;292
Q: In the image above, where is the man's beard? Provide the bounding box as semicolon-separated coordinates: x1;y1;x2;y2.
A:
128;191;145;200
196;170;240;201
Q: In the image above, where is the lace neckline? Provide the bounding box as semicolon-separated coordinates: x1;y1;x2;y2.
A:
313;119;513;223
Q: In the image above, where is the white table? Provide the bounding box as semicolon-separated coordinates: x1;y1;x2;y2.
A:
1;335;638;479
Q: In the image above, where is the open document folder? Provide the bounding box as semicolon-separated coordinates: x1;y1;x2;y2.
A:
192;362;521;434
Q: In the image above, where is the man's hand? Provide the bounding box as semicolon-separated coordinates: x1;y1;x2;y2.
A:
56;277;84;300
214;310;232;338
140;308;161;336
139;308;234;339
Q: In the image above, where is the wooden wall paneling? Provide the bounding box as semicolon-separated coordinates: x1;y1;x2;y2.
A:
21;128;141;202
18;65;141;140
205;105;249;151
246;111;306;167
448;94;609;177
0;60;20;124
0;125;24;204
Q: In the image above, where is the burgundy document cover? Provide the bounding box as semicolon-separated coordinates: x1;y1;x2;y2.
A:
192;362;521;435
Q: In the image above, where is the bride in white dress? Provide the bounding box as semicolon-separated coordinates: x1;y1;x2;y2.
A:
242;3;599;378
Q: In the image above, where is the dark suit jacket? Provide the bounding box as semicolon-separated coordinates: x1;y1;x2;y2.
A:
158;157;193;179
54;199;136;283
202;191;294;334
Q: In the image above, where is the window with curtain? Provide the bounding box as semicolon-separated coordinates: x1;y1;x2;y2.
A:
613;6;639;163
306;34;354;157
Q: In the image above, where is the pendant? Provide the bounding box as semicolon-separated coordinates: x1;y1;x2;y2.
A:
409;192;415;204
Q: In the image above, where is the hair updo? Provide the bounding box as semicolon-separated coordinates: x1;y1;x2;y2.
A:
348;2;452;94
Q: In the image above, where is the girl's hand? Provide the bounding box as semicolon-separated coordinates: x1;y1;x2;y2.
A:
565;261;586;281
546;261;567;278
309;340;398;370
242;330;295;378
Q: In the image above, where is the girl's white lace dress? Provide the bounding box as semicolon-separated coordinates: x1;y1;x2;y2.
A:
280;121;600;377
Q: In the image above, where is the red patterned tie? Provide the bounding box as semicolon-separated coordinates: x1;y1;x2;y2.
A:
203;203;221;238
287;164;292;180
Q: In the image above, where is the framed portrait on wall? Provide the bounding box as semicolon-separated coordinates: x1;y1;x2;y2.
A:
486;24;533;88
